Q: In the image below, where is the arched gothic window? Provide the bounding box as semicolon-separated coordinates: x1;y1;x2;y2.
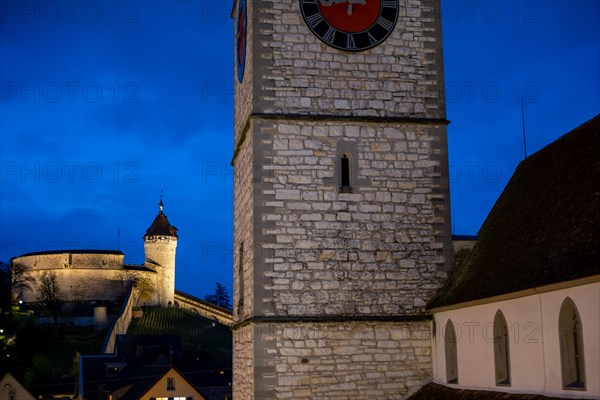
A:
494;310;510;386
559;298;586;389
444;320;459;384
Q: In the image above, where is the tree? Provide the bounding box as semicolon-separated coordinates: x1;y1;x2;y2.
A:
133;275;155;307
37;271;63;334
0;262;10;313
1;262;35;313
204;282;231;309
10;262;35;301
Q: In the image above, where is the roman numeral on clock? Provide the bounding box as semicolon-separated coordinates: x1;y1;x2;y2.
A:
346;34;356;49
306;13;323;27
367;31;377;45
382;0;397;9
323;27;336;43
376;17;393;31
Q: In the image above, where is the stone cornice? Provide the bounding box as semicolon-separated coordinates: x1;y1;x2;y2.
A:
232;314;432;330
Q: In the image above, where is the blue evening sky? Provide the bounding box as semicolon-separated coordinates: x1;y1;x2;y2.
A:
0;0;598;300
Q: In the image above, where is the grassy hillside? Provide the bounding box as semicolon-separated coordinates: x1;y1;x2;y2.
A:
127;307;232;359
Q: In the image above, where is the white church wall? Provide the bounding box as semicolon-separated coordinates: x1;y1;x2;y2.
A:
432;281;599;399
540;284;600;397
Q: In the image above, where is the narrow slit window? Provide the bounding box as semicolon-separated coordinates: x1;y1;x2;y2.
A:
559;298;586;389
340;153;351;192
237;242;245;314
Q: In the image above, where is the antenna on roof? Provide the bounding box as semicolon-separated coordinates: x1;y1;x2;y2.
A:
521;97;528;159
117;227;121;251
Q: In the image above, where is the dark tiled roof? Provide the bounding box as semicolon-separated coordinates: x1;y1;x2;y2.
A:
430;115;600;309
408;382;590;400
144;211;178;237
452;235;478;241
123;264;156;272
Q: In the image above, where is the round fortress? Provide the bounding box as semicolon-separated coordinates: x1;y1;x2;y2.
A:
11;199;178;307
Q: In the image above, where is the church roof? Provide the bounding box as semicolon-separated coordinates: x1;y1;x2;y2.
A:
408;382;590;400
429;114;600;309
144;199;178;238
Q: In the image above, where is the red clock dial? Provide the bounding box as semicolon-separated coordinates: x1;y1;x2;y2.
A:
319;1;379;33
300;0;399;51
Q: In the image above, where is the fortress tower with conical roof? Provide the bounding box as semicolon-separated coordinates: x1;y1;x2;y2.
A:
144;196;178;306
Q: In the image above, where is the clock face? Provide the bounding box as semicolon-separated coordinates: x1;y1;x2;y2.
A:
236;0;247;82
300;0;399;51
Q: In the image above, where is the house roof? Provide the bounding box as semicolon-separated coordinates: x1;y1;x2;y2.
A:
80;334;231;400
0;373;35;400
429;115;600;309
408;382;591;400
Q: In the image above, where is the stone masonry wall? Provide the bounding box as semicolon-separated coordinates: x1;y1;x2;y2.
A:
234;130;256;322
253;0;445;119
233;0;255;149
233;324;256;400
233;0;450;398
251;119;451;318
261;320;432;399
144;237;177;306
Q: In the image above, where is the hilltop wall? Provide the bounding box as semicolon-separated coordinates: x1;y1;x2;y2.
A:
15;251;125;270
11;252;158;305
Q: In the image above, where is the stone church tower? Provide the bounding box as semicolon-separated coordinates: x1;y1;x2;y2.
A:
144;197;178;306
232;0;452;398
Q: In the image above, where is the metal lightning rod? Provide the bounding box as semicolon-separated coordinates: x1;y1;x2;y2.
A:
521;97;528;160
